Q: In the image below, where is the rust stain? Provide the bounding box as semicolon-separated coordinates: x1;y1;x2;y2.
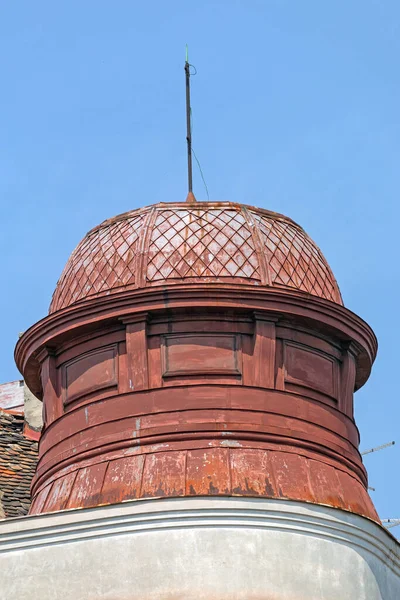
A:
264;477;275;497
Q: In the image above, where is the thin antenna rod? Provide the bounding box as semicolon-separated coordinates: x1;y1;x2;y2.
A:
185;46;193;196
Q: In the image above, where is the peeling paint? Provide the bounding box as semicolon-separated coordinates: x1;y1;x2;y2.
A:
220;440;242;447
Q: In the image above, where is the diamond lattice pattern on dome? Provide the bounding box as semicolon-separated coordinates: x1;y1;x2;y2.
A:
49;203;342;313
255;214;339;301
50;214;144;311
146;209;260;281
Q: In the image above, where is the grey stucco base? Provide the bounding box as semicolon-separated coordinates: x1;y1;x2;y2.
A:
0;496;399;600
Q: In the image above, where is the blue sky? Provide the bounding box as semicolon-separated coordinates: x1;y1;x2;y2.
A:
0;2;399;525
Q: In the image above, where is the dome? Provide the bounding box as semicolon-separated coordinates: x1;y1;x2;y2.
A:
50;201;342;313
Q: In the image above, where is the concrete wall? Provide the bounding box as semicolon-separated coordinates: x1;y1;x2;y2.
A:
23;383;42;433
0;497;399;600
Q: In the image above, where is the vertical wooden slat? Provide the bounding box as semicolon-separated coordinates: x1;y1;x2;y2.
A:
147;334;162;389
37;347;61;426
275;339;285;391
340;343;357;418
120;314;149;391
118;341;129;393
251;312;277;389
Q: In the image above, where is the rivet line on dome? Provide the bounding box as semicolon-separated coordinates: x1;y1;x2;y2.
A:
241;206;270;286
134;207;157;289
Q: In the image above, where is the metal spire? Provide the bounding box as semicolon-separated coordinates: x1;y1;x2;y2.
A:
185;45;196;203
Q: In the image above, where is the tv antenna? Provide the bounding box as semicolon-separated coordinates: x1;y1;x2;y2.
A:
382;519;400;530
361;441;395;456
361;441;396;524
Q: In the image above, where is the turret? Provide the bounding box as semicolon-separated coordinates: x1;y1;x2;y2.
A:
15;201;378;521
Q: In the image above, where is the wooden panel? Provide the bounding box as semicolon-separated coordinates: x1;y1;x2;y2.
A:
38;348;61;425
67;463;108;509
141;451;186;497
148;316;253;337
161;333;241;377
30;484;52;515
284;341;338;399
270;452;316;503
101;455;145;504
275;339;285;391
55;328;125;367
117;341;129;393
62;345;118;405
124;317;149;391
340;344;357;417
147;335;162;389
43;471;78;512
276;325;342;359
250;314;276;388
186;449;230;495
230;449;277;497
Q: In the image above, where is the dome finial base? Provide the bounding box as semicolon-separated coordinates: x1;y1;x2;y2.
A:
185;191;197;203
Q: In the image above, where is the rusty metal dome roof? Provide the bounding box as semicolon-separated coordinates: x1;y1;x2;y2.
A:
50;201;342;313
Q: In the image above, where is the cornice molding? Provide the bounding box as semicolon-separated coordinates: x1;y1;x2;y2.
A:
15;285;377;397
0;497;398;579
